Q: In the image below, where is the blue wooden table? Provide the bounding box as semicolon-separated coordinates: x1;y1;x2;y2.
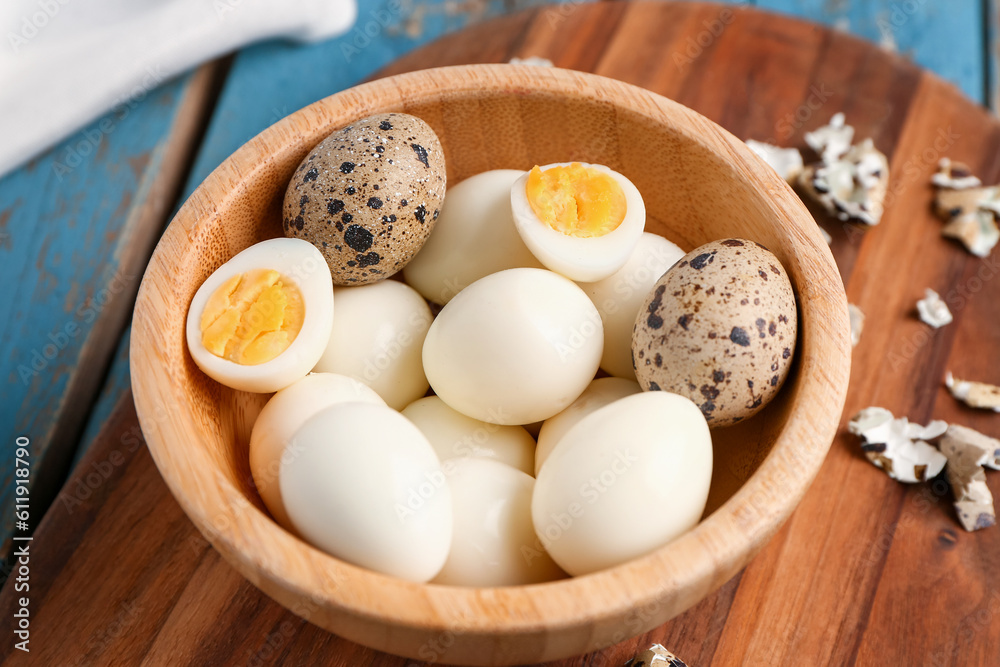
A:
0;0;996;565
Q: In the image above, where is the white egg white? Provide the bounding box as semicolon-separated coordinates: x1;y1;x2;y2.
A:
510;162;646;282
280;401;453;583
249;373;385;531
422;268;604;426
432;458;564;587
403;169;543;305
313;280;432;410
402;396;536;475
532;391;713;577
578;232;685;379
185;238;334;393
534;377;640;475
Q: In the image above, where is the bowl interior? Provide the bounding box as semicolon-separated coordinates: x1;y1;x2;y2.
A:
132;65;848;666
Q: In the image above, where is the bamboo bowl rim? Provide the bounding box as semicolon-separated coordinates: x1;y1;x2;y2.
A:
131;64;850;653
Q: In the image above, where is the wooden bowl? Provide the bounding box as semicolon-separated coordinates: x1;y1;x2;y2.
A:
131;64;850;665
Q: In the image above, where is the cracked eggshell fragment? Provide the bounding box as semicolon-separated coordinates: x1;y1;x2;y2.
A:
916;288;953;328
939;424;1000;471
942;210;1000;258
932;182;1000;257
939;424;997;531
949;465;995;532
745;140;804;183
508;56;553;67
848;303;864;347
932;158;982;190
945;372;1000;412
798;138;889;226
848;407;948;483
625;644;688;667
933;185;1000;219
804;112;854;163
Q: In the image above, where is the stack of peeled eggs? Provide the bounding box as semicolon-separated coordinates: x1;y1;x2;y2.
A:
185;112;799;585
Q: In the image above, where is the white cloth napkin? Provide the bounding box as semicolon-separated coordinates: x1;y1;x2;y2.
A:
0;0;357;178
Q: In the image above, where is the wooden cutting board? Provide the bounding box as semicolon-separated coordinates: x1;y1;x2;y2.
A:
3;3;1000;665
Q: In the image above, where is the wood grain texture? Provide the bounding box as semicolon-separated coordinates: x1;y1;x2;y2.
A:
0;393;752;667
0;62;222;562
168;0;994;212
757;0;987;105
179;0;581;200
73;331;131;470
3;2;999;665
67;0;575;472
8;0;994;591
68;0;996;517
990;0;999;111
128;60;846;665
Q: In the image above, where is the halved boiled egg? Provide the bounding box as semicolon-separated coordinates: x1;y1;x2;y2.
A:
185;238;334;393
510;162;645;282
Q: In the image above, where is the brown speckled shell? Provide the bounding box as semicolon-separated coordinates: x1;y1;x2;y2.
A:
631;238;797;427
282;113;446;285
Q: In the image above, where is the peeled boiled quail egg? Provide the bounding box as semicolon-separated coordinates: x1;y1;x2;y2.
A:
532;392;713;577
402;396;536;475
280;401;452;583
313;279;433;410
422;268;603;425
578;232;684;379
249;373;385;530
511;162;645;282
433;458;564;587
535;377;640;475
403;169;543;305
185;238;334;393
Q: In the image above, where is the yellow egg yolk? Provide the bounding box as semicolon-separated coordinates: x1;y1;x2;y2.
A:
525;163;627;238
199;269;304;365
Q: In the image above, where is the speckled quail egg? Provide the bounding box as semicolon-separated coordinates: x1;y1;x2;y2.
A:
403;169;544;304
511;162;645;282
632;238;797;427
185;238;334;393
283;113;446;285
578;232;685;379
